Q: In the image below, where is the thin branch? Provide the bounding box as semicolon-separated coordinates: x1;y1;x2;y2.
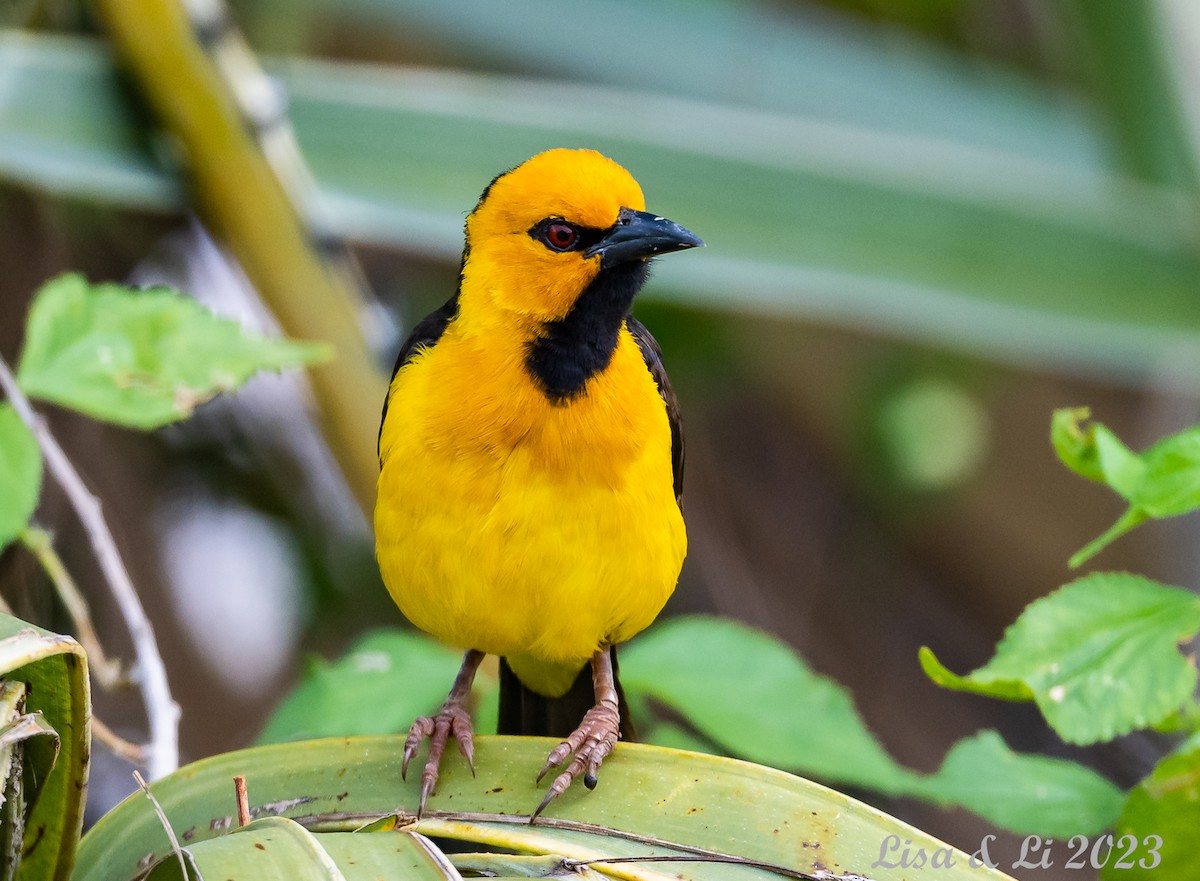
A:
91;716;148;765
0;353;179;779
19;526;125;688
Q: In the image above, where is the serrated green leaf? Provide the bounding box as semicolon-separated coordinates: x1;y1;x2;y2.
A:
0;405;41;552
257;630;465;744
621;616;920;795
17;273;330;430
922;573;1200;743
917;731;1124;837
1102;747;1200;880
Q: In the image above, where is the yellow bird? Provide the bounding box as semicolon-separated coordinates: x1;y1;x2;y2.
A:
375;148;701;816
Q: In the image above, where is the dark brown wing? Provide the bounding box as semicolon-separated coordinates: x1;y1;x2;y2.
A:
626;316;684;506
377;293;459;460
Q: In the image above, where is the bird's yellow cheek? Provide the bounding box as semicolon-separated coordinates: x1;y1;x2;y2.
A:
463;241;598;324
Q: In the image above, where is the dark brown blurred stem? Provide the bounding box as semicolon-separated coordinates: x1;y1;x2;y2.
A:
89;0;387;515
0;353;180;779
19;526;124;688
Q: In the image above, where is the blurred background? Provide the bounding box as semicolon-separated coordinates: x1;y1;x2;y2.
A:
4;0;1200;875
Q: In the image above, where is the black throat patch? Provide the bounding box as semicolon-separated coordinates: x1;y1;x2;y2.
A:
526;261;650;403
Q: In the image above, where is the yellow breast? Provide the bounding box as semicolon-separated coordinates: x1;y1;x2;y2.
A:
375;322;686;686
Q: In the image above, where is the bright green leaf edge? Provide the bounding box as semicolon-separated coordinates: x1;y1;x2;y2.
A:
921;573;1200;744
0;612;90;881
918;647;1035;702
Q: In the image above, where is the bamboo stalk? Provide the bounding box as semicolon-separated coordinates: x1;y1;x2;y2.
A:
90;0;386;515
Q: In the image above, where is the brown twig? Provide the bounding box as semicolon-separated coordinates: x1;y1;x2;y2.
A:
0;353;179;779
19;526;125;688
234;775;250;827
91;716;147;765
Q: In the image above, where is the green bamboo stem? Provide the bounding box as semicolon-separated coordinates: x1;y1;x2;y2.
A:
90;0;386;515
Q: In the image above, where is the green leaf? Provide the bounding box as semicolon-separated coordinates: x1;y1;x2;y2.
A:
917;731;1124;837
17;273;329;430
1053;410;1200;565
144;817;459;881
1051;407;1143;496
1136;426;1200;517
257;630;465;744
641;721;719;756
76;735;1020;881
921;573;1200;743
918;646;1034;701
621;616;920;794
1102;746;1200;880
0;612;91;881
0;404;41;553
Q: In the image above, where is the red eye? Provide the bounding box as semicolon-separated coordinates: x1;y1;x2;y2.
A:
544;222;577;251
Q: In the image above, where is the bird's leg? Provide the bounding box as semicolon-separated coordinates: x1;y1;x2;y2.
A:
533;648;621;819
402;648;485;816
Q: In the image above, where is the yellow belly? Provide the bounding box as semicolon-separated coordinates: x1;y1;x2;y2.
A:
375;326;686;694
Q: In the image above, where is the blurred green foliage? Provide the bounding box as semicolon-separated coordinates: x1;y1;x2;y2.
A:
18;274;329;430
1054;408;1200;566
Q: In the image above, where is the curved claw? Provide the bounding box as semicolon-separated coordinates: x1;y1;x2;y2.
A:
401;705;475;817
402;716;436;780
531;702;619;819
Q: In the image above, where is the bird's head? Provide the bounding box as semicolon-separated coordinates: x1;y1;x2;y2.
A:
460;149;702;325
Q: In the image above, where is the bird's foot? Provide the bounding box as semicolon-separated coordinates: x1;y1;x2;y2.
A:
532;699;620;819
401;649;484;817
402;702;475;816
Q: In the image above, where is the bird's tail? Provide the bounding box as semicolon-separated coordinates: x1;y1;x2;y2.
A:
497;646;636;741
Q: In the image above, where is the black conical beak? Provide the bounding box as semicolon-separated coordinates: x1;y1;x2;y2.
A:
585;207;704;269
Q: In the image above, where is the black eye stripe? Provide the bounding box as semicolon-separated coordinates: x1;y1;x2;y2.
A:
529;218;606;253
